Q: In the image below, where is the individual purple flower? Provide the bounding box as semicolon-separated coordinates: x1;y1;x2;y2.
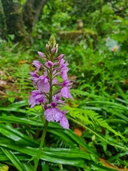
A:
60;80;73;99
61;69;69;80
58;58;69;80
44;102;69;129
52;93;64;104
30;72;39;84
53;93;61;101
61;87;73;99
37;75;50;93
29;90;46;108
59;58;68;68
44;107;63;122
32;60;42;72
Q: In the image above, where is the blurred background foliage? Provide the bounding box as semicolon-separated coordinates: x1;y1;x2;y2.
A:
0;0;128;171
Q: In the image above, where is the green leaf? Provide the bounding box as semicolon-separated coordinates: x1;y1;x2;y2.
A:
0;124;39;146
47;128;76;146
1;148;25;171
41;161;49;171
0;152;30;162
0;115;42;126
0;139;86;168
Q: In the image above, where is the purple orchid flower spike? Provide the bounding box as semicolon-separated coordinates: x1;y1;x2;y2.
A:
29;35;73;129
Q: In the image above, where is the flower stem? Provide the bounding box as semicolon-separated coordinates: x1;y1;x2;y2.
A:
34;120;48;171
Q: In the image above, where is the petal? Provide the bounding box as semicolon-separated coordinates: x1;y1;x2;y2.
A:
46;61;53;67
37;79;50;93
44;108;63;122
30;72;39;83
52;78;58;84
32;60;42;70
61;70;68;80
61;87;73;99
29;95;39;108
28;96;36;108
58;54;65;60
60;116;69;129
35;94;46;103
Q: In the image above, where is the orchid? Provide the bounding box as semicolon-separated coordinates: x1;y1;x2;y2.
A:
32;60;42;72
29;35;73;129
37;75;50;93
29;90;46;108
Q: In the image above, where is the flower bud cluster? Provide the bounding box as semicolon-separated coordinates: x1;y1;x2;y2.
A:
29;36;73;129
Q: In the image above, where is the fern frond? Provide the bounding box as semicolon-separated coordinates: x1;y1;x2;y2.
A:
71;89;101;99
71;89;88;96
65;106;125;140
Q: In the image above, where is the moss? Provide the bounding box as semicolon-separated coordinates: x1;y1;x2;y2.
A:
58;29;97;40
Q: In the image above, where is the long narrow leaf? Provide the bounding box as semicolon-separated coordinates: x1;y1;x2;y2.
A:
41;161;49;171
1;148;25;171
47;128;76;146
0;152;30;162
0;115;42;126
0;124;38;146
64;129;98;156
22;162;34;171
0;139;86;167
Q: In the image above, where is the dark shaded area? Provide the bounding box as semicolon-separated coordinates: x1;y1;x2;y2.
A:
1;0;48;43
1;0;26;41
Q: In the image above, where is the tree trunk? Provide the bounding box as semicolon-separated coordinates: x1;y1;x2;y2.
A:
1;0;48;43
22;0;48;32
1;0;27;42
33;0;48;26
0;0;6;38
22;0;35;33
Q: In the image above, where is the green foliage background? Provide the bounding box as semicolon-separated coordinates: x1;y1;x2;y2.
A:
0;0;128;170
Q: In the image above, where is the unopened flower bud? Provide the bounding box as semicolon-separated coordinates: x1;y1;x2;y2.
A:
58;54;65;60
55;44;58;53
46;44;50;51
38;51;46;58
51;47;56;54
49;35;56;48
46;61;53;67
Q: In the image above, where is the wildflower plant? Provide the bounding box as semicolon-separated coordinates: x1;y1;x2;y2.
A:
29;35;73;170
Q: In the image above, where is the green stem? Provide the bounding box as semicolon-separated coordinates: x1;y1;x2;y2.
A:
34;120;48;171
